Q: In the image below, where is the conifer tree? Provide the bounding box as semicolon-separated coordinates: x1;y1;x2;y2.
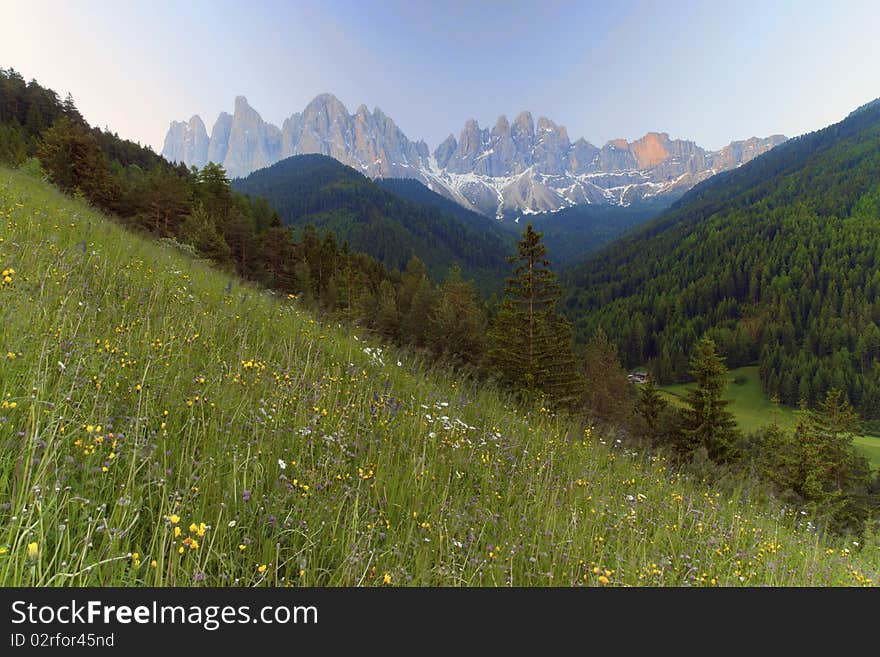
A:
637;374;668;443
758;391;872;532
143;164;190;235
581;328;632;428
0;123;27;166
800;389;871;528
195;162;232;220
399;257;435;347
259;224;297;292
487;223;578;406
683;336;738;462
430;263;485;364
37;116;114;206
62;92;84;124
179;202;231;263
293;260;315;306
375;279;400;340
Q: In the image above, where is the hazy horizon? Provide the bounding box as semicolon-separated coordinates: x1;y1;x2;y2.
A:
3;0;879;153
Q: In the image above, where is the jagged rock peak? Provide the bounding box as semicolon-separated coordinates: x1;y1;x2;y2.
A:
163;95;787;216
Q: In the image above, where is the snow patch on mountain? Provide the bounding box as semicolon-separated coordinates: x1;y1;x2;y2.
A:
162;95;787;218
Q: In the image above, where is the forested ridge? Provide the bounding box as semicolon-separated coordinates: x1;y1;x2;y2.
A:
381;177;668;268
562;98;880;421
377;177;500;228
233;156;512;294
526;200;669;267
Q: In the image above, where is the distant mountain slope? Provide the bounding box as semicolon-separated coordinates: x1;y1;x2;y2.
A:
562;98;880;419
232;154;511;292
164;94;785;216
377;177;663;268
376;177;498;227
523;200;670;268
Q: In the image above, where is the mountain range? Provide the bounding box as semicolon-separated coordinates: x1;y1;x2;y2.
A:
162;94;786;217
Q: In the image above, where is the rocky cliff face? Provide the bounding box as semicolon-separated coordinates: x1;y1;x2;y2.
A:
161;115;208;169
162;94;786;217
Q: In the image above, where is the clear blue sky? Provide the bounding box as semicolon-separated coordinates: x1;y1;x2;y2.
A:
3;0;879;153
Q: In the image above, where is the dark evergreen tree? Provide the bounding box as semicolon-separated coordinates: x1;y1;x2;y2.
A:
637;375;668;445
682;336;739;462
259;225;297;292
800;389;872;530
195;162;232;221
179;203;231;263
429;264;486;365
399;257;435;347
37;117;115;208
0;123;27;166
141;164;190;235
758;391;873;533
62;92;84;124
581;328;632;428
375;279;401;340
487;223;579;406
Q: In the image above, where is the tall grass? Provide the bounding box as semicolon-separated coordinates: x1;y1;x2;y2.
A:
0;167;877;586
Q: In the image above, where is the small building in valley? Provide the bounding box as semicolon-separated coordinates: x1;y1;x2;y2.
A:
627;369;648;384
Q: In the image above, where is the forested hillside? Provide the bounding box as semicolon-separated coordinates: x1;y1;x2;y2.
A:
378;177;665;269
233;155;512;293
562;99;880;420
526;201;668;267
377;177;501;227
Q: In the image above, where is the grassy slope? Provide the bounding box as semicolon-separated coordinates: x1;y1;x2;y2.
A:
1;167;877;587
660;366;880;468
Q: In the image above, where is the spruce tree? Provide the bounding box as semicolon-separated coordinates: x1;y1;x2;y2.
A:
800;388;871;530
756;391;872;533
375;279;400;340
429;264;485;365
195;162;232;220
487;223;578;406
683;336;738;462
37;116;114;207
259;225;297;292
399;257;435;347
179;203;231;263
62;92;84;124
582;328;632;428
637;374;667;444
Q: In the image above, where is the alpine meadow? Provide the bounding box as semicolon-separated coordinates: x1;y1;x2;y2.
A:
3;1;880;595
3;166;878;587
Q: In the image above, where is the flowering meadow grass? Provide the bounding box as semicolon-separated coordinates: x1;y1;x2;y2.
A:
1;167;878;586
